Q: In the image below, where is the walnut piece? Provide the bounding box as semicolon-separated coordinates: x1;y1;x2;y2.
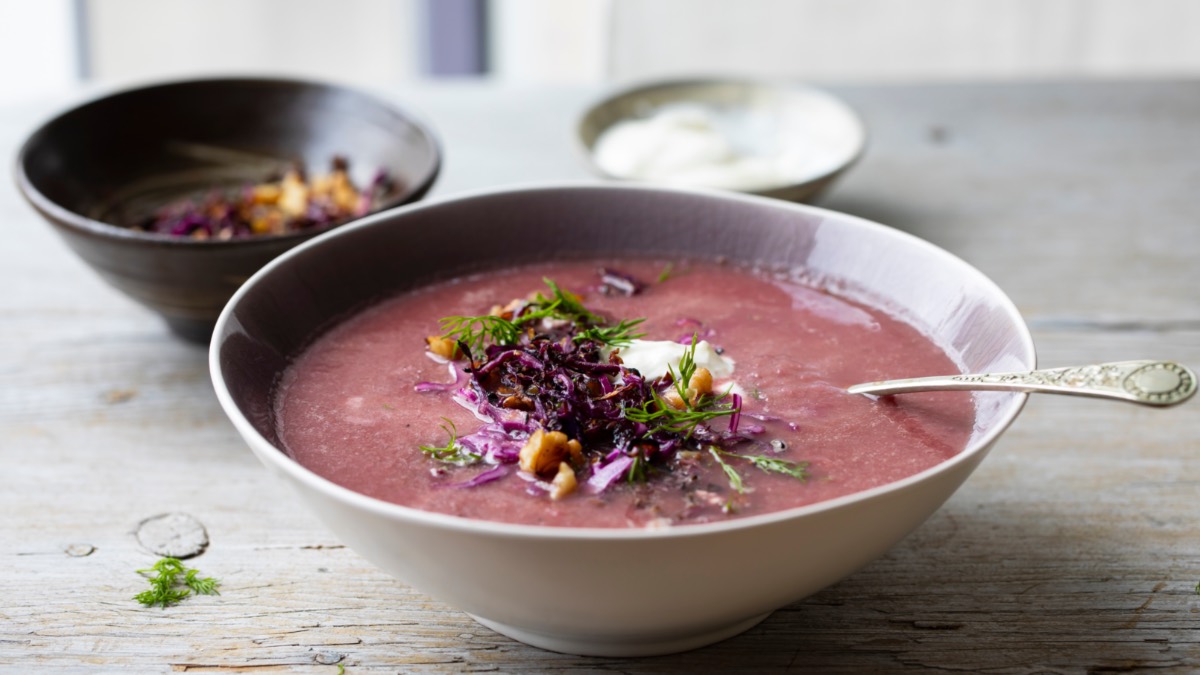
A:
549;461;577;500
425;335;462;360
663;367;715;409
278;169;310;217
519;429;582;478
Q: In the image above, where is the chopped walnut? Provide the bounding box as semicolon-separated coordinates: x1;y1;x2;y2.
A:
425;335;462;360
662;367;715;409
277;169;310;217
489;297;526;320
549;461;577;500
519;429;577;477
250;184;282;204
566;438;583;465
662;388;687;410
501;394;534;411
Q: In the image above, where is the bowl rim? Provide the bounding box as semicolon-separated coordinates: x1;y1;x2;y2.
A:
210;181;1034;541
13;75;443;249
574;76;868;194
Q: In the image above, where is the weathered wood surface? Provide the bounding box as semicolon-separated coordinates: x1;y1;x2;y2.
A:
2;81;1198;673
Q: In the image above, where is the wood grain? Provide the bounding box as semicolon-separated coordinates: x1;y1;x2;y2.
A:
2;81;1199;673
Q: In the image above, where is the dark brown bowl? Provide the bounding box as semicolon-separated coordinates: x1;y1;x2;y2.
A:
15;77;441;343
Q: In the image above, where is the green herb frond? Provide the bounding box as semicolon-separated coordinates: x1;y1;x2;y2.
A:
135;557;220;608
669;335;700;407
419;418;482;466
626;450;648;484
574;318;646;347
537;278;601;324
656;262;674;283
183;569;221;596
709;447;747;494
624;388;736;437
438;314;519;356
741;454;809;481
713;448;809;482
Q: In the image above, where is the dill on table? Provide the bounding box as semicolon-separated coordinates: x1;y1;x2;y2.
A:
134;557;220;608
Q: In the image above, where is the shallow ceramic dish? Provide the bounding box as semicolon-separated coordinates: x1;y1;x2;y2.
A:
577;78;866;203
210;183;1034;656
16;77;441;343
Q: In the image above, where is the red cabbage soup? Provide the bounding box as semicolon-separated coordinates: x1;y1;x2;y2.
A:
275;260;975;528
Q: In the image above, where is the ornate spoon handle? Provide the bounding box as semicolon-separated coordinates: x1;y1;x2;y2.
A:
847;360;1196;407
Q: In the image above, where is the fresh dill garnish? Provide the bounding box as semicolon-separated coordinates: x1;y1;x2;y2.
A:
337;665;346;675
669;334;701;406
709;447;747;494
437;278;645;353
419;418;482;466
625;388;737;437
656;262;674;283
574;318;646;347
537;278;602;324
134;557;220;608
626;450;648;484
183;568;221;595
739;454;809;480
713;448;809;481
438;314;518;356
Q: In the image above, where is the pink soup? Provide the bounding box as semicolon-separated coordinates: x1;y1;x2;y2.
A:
275;260;975;528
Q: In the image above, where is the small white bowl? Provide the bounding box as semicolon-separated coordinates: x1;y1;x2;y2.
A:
577;78;866;202
211;183;1033;656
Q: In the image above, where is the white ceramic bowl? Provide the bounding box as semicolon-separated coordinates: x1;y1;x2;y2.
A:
577;78;866;203
210;184;1034;656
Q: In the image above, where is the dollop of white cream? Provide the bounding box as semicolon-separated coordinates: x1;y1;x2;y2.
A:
611;339;735;381
592;103;814;191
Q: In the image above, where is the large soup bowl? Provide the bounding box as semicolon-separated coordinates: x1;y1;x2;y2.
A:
210;184;1034;656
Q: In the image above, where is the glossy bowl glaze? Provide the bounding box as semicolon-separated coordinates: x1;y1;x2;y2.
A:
16;77;441;343
577;78;866;203
210;184;1034;656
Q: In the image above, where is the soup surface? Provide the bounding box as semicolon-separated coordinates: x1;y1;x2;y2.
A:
276;260;975;528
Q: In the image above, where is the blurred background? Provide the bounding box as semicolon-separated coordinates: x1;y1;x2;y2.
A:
5;0;1200;105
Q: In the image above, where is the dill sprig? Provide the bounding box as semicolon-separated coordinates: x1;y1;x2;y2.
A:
536;278;602;325
656;262;674;283
574;318;646;347
134;557;220;608
739;453;810;481
625;389;737;437
438;315;518;357
669;334;701;406
437;278;645;352
709;447;747;494
709;447;809;494
626;450;648;484
419;418;482;466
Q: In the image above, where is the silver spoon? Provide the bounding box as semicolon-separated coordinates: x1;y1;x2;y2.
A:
847;360;1196;407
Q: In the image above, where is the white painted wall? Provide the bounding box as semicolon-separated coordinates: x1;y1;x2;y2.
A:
0;0;80;104
488;0;612;84
84;0;419;93
606;0;1200;83
7;0;1198;104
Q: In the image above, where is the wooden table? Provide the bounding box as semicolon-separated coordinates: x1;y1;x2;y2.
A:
3;80;1198;673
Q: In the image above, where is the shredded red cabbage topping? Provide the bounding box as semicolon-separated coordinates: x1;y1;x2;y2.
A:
416;270;808;505
136;157;393;240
